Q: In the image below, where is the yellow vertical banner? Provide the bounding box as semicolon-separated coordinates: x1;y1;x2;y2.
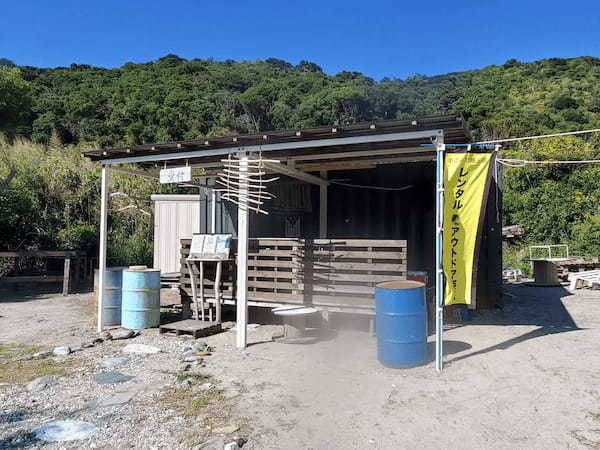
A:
443;153;492;305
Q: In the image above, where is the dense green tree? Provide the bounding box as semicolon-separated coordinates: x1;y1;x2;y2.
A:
0;67;32;136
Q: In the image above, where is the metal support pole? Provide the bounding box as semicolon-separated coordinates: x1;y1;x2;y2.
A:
319;170;328;238
435;138;445;372
97;166;110;332
236;152;249;349
211;189;217;233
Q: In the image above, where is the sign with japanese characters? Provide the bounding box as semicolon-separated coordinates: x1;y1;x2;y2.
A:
159;166;192;184
443;153;492;305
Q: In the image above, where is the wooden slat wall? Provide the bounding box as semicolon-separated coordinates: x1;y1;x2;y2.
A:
180;238;407;313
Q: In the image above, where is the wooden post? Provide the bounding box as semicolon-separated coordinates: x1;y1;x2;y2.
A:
215;260;223;324
211;189;217;233
319;170;328;238
62;256;71;295
236;153;249;349
97;166;110;332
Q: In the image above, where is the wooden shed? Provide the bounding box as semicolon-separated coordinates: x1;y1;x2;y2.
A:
85;113;502;350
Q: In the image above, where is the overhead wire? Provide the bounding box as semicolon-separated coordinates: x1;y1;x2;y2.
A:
474;128;600;145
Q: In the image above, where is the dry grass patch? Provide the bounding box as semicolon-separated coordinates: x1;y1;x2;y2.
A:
158;371;246;446
0;344;44;360
0;344;71;384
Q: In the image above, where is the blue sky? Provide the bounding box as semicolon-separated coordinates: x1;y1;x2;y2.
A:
1;0;599;80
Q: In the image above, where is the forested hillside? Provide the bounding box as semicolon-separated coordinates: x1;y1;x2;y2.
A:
3;55;600;145
1;55;599;271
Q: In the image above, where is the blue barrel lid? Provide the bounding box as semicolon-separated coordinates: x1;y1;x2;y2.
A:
376;280;425;290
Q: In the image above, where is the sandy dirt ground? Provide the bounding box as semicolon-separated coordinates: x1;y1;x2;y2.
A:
1;283;600;449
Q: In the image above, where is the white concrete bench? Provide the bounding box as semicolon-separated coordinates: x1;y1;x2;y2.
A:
568;270;600;290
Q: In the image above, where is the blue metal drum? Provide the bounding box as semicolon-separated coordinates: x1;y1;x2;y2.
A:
121;267;161;329
100;267;124;326
375;280;427;367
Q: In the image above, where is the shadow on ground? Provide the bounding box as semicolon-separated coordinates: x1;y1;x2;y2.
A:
445;283;581;365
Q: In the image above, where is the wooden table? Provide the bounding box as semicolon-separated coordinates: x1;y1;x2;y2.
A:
186;258;233;324
0;250;86;295
526;258;570;286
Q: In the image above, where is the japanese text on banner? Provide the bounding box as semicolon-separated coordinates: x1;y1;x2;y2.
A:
442;153;492;305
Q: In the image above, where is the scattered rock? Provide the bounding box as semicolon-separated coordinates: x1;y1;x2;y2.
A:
101;356;130;369
32;420;99;442
53;347;71;356
183;355;203;363
89;391;136;408
100;331;113;341
191;342;209;352
235;437;248;448
182;363;192;372
26;376;56;392
196;437;223;450
213;425;239;435
199;382;213;391
93;371;135;385
111;329;136;340
122;343;160;354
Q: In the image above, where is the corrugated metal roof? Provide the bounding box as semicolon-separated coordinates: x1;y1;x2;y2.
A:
83;114;471;166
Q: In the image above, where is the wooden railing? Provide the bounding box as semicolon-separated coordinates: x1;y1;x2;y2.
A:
180;238;407;313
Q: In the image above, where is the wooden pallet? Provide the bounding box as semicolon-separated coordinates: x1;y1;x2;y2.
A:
159;319;222;338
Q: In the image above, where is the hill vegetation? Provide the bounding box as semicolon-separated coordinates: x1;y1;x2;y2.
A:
1;55;600;273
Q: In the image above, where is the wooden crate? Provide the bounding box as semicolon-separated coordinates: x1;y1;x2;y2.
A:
180;238;406;314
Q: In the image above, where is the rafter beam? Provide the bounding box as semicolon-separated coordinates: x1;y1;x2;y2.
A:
259;160;329;186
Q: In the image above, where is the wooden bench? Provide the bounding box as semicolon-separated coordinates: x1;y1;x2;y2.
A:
568;270;600;291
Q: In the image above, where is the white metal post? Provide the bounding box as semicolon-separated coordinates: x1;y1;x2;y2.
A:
319;170;328;238
435;138;445;372
211;188;217;233
97;165;110;332
236;153;249;349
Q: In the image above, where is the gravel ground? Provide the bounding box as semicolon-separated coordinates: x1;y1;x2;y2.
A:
1;284;600;449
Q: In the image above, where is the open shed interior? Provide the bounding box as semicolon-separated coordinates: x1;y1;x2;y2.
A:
85;113;501;345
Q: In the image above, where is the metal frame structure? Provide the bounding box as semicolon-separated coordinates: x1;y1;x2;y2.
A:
86;115;473;371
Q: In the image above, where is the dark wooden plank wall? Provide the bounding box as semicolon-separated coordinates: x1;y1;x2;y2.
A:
180;238;407;313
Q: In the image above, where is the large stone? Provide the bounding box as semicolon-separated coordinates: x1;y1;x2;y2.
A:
93;371;134;385
111;329;136;340
122;344;161;354
53;347;71;356
32;420;99;442
101;356;130;369
199;382;214;392
89;391;136;408
26;376;56;392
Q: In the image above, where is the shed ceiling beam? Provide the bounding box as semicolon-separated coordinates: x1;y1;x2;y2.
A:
298;154;436;170
288;146;426;163
260;160;329;186
100;130;444;166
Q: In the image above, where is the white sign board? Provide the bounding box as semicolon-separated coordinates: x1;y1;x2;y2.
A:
160;166;192;184
189;234;232;260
